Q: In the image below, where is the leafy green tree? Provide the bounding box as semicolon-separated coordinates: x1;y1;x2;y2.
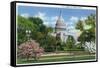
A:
17;16;36;45
17;16;46;45
85;14;95;28
85;14;96;42
28;17;43;26
44;35;56;52
66;35;76;50
75;14;96;51
76;20;84;31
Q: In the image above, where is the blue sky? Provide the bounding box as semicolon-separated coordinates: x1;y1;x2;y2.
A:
18;6;96;27
17;5;96;38
18;6;96;19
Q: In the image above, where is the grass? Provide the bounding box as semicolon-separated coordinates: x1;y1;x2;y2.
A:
17;54;96;64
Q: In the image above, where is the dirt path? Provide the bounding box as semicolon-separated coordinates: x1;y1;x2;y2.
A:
42;52;73;56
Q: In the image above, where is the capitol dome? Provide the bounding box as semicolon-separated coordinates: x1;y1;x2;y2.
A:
56;18;65;26
55;16;66;29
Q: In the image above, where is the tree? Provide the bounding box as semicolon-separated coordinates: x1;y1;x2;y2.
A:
75;19;85;47
28;17;53;50
85;14;96;42
43;35;56;52
85;14;95;28
17;15;57;53
17;16;37;45
75;14;96;53
28;17;43;26
75;20;84;31
17;40;44;61
55;33;62;52
66;35;76;55
17;16;46;45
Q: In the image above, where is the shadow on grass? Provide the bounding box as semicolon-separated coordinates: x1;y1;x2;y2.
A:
17;58;40;64
17;55;96;64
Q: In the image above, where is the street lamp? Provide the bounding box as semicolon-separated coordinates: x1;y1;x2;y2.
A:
26;30;31;41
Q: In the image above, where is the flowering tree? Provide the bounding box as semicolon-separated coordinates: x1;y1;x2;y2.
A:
83;41;96;53
17;40;44;61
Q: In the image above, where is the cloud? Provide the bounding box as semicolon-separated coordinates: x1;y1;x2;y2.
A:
70;16;79;22
43;21;49;26
50;16;60;27
66;16;82;40
80;17;87;21
66;16;79;30
66;16;88;41
34;12;58;27
20;13;29;18
34;12;67;28
51;16;58;21
34;12;47;20
66;16;81;33
34;12;49;26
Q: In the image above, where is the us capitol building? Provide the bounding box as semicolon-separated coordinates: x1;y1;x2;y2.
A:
50;12;76;43
50;12;96;53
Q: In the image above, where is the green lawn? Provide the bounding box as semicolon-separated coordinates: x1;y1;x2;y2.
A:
17;54;96;64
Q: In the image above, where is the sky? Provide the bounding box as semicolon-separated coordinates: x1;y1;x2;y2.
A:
17;5;96;39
